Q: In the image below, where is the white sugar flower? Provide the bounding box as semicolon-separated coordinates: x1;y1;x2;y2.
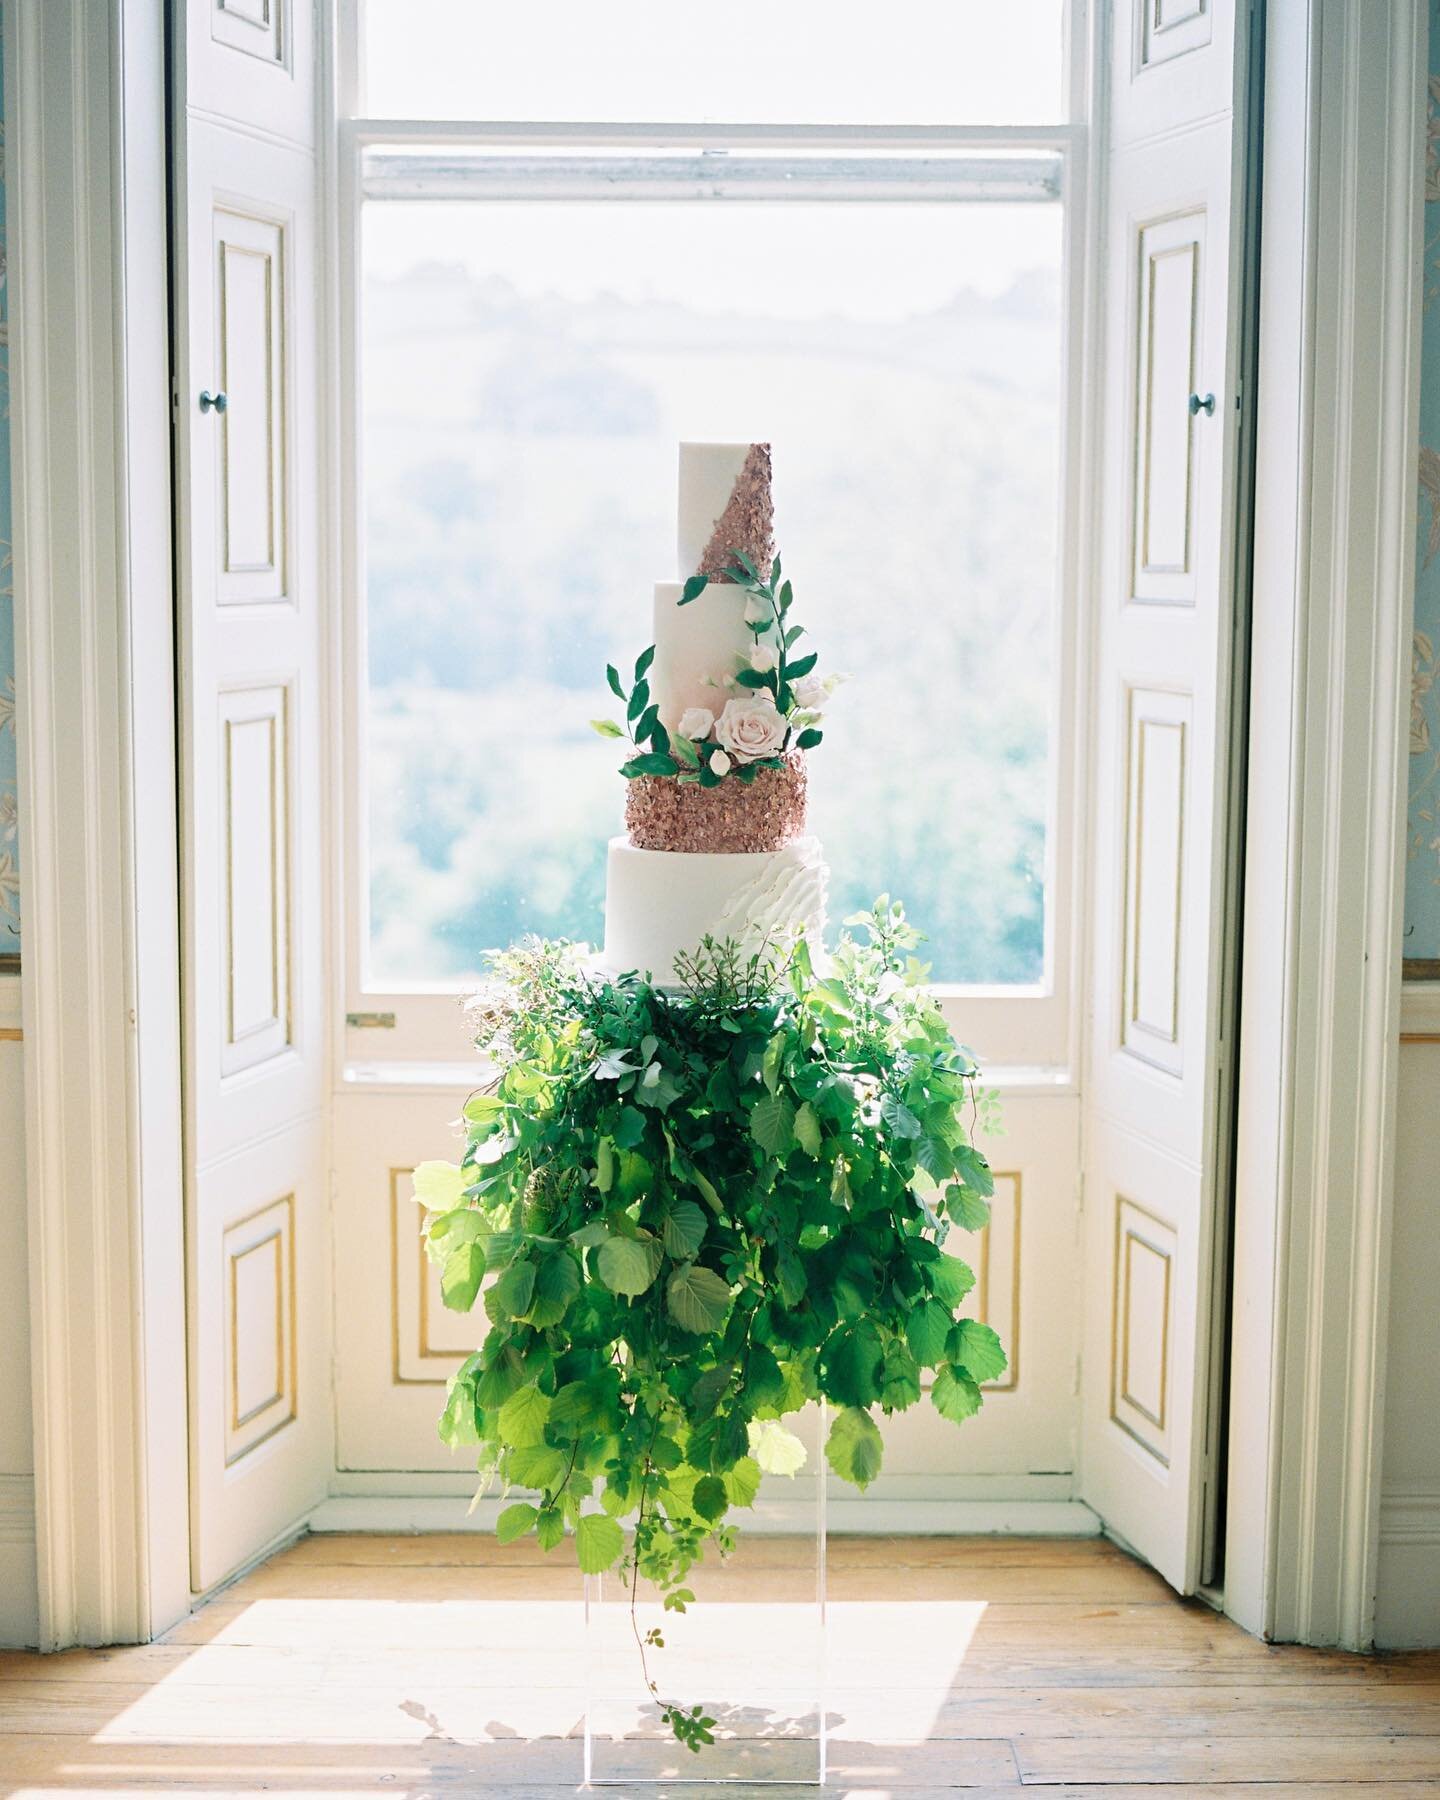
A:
678;706;715;740
715;694;787;763
750;644;778;673
790;673;827;710
743;595;770;627
709;748;732;776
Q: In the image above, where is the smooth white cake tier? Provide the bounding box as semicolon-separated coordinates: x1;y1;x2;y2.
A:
677;442;753;579
601;835;827;984
650;579;753;730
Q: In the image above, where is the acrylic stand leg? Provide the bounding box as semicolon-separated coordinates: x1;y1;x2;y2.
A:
583;1404;828;1786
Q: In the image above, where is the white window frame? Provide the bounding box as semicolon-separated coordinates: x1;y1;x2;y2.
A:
329;4;1095;1083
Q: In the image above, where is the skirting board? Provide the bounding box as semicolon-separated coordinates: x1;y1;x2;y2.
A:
1375;1486;1440;1650
0;1475;39;1649
309;1493;1101;1538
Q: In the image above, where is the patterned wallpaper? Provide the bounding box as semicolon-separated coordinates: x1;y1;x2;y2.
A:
1409;27;1440;972
0;13;15;972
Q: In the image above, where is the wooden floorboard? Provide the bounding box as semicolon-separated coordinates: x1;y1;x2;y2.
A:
0;1534;1435;1794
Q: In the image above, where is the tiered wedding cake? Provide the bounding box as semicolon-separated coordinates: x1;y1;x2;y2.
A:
599;444;831;984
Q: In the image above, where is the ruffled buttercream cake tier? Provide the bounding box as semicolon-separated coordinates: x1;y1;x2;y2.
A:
625;750;806;854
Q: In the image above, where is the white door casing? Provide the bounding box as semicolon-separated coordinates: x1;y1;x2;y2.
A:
1079;0;1249;1591
174;0;330;1593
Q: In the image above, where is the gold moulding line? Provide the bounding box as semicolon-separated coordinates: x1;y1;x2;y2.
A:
0;1027;21;1042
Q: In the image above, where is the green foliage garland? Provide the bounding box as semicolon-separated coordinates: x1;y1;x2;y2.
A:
418;901;1004;1750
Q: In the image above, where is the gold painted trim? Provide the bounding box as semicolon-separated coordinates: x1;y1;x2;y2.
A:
1109;1192;1174;1468
1402;958;1440;981
1400;1032;1440;1044
229;1227;285;1431
1119;1230;1172;1431
390;1165;455;1386
1136;235;1200;582
0;1028;21;1042
220;685;293;1067
976;1171;1022;1392
216;228;281;581
1120;686;1190;1073
223;1192;298;1467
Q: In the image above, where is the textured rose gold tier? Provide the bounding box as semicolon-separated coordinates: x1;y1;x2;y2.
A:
626;750;807;853
697;443;774;581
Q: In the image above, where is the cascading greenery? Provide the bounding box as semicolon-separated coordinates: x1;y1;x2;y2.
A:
417;900;1005;1751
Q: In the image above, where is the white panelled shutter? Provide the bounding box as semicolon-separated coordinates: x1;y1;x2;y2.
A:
1080;0;1251;1590
173;0;330;1590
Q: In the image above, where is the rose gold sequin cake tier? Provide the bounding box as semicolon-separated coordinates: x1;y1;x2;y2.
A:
625;751;807;854
697;444;774;581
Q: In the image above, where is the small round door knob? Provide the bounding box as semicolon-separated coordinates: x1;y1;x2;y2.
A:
1188;391;1216;417
199;389;228;414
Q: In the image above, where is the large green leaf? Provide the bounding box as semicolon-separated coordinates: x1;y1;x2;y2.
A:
825;1406;884;1491
751;1092;796;1158
536;1506;565;1550
490;1257;537;1320
948;1319;1008;1385
497;1384;551;1448
747;1418;808;1476
597;1232;662;1297
819;1319;883;1408
723;1455;762;1507
506;1443;566;1490
667;1263;733;1335
929;1254;977;1308
661;1198;707;1261
932;1363;984;1424
946;1186;992;1232
793;1101;822;1157
880;1343;922;1412
691;1475;728;1522
495;1502;538;1544
440;1238;487;1313
412;1160;467;1210
575;1511;625;1574
522;1250;580;1327
904;1299;953;1369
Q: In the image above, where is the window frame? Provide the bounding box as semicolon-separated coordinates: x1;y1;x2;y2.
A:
330;4;1095;1082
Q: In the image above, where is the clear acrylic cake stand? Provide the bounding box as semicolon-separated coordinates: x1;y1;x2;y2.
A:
583;1404;828;1786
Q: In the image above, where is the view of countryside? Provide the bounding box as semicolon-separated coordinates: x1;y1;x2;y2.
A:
362;198;1061;987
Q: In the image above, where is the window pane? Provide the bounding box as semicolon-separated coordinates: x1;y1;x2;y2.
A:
362;197;1060;986
362;1;1065;127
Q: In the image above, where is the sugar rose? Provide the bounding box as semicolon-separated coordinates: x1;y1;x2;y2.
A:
715;694;788;763
678;706;715;741
789;673;827;711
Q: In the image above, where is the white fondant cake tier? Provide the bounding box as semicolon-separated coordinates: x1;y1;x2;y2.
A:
650;579;752;730
677;442;753;579
601;835;827;985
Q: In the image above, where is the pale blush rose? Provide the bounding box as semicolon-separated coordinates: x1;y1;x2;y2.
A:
750;643;778;673
715;694;788;763
678;706;715;740
709;748;732;776
789;673;827;711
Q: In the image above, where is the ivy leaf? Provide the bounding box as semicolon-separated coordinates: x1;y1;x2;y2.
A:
598;1232;662;1298
490;1258;537;1321
819;1319;883;1409
932;1363;984;1424
412;1161;466;1210
590;718;625;739
495;1502;538;1544
880;1343;922;1411
576;1511;625;1574
498;1384;551;1449
667;1262;734;1335
904;1299;954;1369
606;663;626;700
536;1506;565;1550
751;1092;796;1158
662;1198;708;1260
521;1251;580;1328
947;1187;993;1232
723;1455;762;1508
793;1101;822;1157
929;1254;977;1308
748;1418;808;1476
825;1405;884;1491
679;574;709;605
880;1095;923;1139
691;1475;729;1522
948;1319;1008;1385
440;1239;487;1312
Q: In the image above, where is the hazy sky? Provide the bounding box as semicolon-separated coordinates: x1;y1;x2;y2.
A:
362;2;1066;129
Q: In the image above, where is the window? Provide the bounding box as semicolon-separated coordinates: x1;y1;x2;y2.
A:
342;5;1081;1061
